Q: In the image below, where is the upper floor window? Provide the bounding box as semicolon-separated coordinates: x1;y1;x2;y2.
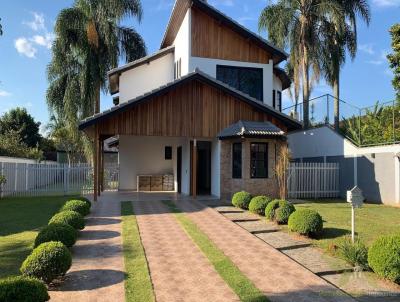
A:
216;65;263;102
174;58;181;79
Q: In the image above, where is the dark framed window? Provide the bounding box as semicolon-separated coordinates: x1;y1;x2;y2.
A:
165;146;172;160
272;90;276;108
277;91;282;111
232;143;242;178
216;65;263;101
250;143;268;178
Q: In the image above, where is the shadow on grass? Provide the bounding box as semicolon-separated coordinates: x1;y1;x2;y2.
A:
318;227;350;239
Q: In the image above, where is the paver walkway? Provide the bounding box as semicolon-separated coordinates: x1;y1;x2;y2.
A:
133;199;239;302
50;195;125;302
175;199;355;302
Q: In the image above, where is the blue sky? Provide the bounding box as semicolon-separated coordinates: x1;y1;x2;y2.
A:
0;0;399;131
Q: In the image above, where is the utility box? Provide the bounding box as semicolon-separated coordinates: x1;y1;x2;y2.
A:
347;186;364;208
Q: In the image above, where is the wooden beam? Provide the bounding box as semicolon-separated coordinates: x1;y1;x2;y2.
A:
100;140;104;192
93;125;99;201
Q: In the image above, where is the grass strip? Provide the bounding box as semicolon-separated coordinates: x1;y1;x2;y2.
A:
163;200;269;302
121;201;155;302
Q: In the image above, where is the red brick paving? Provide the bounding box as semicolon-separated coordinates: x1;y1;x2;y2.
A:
133;199;239;302
175;199;355;302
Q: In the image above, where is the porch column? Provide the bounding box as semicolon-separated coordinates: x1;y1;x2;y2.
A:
93;125;99;201
100;138;104;192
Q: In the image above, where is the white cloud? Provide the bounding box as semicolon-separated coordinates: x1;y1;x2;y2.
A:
31;33;54;49
359;44;375;55
23;12;46;32
372;0;400;7
366;60;383;65
0;90;12;97
14;38;37;58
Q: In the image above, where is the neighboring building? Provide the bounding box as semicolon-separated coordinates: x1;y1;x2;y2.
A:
79;0;301;200
288;126;400;205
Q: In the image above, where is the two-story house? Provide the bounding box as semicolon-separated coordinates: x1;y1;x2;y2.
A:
79;0;302;201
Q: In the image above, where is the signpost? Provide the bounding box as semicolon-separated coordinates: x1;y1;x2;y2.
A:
347;186;364;242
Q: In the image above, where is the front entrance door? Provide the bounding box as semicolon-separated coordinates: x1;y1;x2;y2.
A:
196;141;212;195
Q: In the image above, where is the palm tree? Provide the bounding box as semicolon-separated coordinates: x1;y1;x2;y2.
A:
0;18;3;36
259;0;343;128
321;0;370;130
47;0;146;122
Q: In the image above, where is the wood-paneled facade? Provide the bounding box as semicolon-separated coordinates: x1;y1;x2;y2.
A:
191;8;272;64
86;80;288;139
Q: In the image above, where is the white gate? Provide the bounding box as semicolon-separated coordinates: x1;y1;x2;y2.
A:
287;162;340;199
0;162;94;197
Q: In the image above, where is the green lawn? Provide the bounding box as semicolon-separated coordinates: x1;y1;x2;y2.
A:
0;195;75;278
121;201;155;302
288;199;400;250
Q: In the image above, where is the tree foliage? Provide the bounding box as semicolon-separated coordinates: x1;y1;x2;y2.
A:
0;107;41;148
0;130;43;160
388;24;400;100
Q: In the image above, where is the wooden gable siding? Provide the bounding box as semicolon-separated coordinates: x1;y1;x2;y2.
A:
161;0;191;48
191;8;272;64
95;80;287;137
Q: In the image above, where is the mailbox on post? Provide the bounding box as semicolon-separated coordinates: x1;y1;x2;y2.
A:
347;186;364;242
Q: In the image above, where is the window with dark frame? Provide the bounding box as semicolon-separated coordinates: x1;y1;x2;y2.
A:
272;90;276;108
216;65;263;102
232;143;242;179
165;146;172;160
277;91;282;111
250;143;268;178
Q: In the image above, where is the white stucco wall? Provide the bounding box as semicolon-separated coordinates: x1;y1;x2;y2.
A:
118;53;174;103
173;10;191;76
189;57;275;107
119;136;186;190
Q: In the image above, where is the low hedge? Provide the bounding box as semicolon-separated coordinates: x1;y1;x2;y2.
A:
0;276;49;302
248;196;271;216
232;191;252;210
368;234;400;283
20;241;72;284
61;199;90;216
76;196;92;209
288;209;323;237
34;223;77;248
49;210;85;230
265;199;295;224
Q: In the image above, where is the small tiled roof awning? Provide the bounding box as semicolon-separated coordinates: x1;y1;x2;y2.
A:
217;120;285;140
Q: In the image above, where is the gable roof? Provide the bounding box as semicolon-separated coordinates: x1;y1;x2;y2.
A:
108;46;175;94
161;0;288;64
217;120;285;140
79;69;302;131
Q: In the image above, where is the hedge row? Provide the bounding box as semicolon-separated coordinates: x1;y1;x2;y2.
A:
0;196;91;302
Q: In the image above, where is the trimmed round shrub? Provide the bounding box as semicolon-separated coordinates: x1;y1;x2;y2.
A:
232;191;252;209
265;199;295;224
20;241;72;284
34;223;77;248
288;209;323;237
0;276;49;302
76;196;92;209
49;210;85;230
248;196;271;216
275;203;296;224
368;234;400;283
61;199;90;216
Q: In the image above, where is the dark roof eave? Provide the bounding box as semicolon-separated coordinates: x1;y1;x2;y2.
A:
218;134;286;140
79;71;302;131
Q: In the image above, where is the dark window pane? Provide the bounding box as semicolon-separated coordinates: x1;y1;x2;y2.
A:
165;146;172;160
217;65;263;102
250;143;268;178
232;143;242;179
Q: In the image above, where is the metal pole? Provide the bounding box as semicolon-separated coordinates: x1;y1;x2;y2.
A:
351;206;355;243
326;95;329;125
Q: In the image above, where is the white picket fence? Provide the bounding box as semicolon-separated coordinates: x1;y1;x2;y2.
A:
287;162;340;199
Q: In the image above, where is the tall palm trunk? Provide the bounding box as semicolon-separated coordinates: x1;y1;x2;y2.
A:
302;46;310;129
333;73;340;131
94;84;100;114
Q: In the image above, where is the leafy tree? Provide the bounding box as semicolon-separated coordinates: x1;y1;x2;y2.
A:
321;0;370;130
0;130;43;160
0;108;41;148
259;0;343;128
0;17;3;36
388;24;400;100
47;0;146;125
